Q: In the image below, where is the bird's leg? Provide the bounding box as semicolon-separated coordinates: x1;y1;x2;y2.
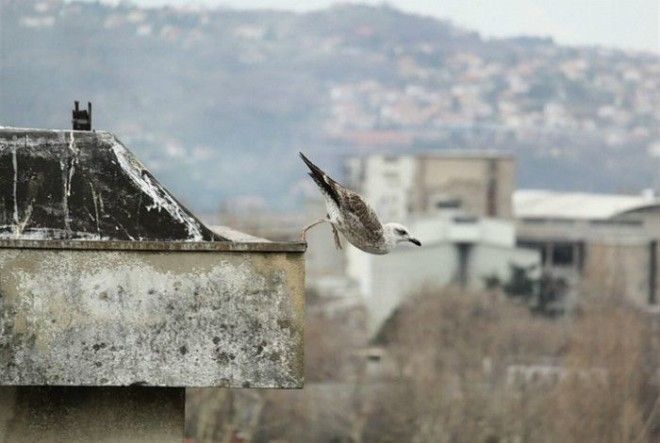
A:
300;218;327;242
331;224;342;250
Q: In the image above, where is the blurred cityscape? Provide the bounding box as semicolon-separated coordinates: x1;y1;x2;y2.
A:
3;1;660;442
203;149;660;442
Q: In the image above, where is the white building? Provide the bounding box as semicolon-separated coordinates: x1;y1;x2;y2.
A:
347;214;540;336
344;154;417;222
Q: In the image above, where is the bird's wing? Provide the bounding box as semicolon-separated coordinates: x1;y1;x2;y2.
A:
341;189;384;241
299;152;341;207
299;152;384;241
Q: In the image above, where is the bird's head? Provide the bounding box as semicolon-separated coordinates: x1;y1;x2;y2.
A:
383;223;422;249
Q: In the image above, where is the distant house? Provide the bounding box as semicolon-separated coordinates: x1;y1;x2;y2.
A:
515;189;660;309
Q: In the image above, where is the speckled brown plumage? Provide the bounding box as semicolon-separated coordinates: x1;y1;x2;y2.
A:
300;152;389;254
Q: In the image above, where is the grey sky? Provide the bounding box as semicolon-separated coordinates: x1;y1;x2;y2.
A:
86;0;660;53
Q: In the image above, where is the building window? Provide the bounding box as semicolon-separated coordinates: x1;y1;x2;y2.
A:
552;243;574;266
453;215;478;224
435;198;462;209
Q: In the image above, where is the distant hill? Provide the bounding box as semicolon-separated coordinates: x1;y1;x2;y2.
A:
1;0;659;213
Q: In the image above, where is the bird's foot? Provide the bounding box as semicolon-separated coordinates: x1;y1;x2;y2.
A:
300;218;327;243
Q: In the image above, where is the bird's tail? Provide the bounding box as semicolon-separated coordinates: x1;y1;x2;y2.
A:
299;152;325;179
299;152;341;207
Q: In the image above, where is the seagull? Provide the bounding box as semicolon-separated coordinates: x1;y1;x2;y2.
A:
299;152;421;254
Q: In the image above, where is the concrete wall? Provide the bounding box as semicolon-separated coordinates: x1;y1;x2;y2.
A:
353;239;540;336
345;154;514;222
0;128;306;442
0;240;304;388
415;155;514;219
582;241;652;307
345;155;417;222
410;216;516;247
363;242;458;335
0;387;184;443
517;217;660;308
516;218;646;244
469;244;541;290
614;207;660;249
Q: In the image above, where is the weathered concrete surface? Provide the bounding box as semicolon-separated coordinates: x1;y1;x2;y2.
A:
0;128;222;241
0;386;184;443
0;238;306;253
0;244;304;388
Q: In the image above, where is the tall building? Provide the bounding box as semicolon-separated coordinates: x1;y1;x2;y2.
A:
344;151;515;222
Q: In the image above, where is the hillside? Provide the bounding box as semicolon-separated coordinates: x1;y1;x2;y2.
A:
1;0;659;213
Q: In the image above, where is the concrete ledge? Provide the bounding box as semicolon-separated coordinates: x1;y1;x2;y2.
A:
0;239;306;253
0;245;304;388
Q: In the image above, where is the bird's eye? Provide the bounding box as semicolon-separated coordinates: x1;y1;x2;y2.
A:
395;228;406;236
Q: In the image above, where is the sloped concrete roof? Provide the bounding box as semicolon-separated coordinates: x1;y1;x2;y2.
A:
0;128;223;241
514;189;660;221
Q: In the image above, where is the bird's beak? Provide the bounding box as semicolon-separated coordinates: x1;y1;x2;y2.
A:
409;238;422;246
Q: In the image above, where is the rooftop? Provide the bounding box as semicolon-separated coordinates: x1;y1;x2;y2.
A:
514;189;660;221
346;149;514;161
0;127;222;242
